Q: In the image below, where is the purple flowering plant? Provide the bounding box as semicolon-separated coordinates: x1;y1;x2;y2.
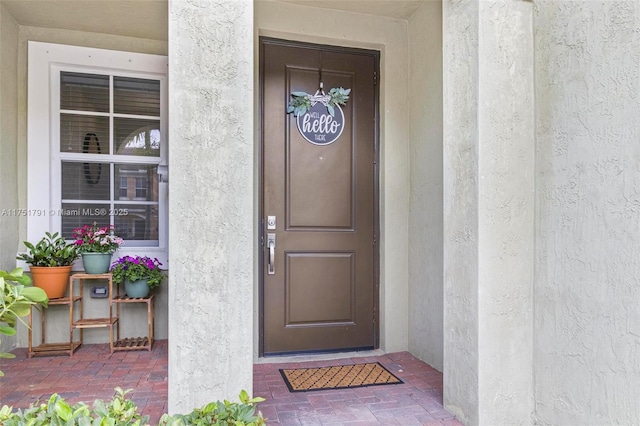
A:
110;256;165;289
73;223;124;254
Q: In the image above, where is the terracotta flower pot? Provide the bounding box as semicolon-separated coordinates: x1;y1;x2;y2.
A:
30;266;72;299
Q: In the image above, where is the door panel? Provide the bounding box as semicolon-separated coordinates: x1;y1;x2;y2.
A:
260;39;378;355
286;252;355;325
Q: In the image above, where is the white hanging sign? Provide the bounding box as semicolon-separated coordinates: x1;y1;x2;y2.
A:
287;87;351;146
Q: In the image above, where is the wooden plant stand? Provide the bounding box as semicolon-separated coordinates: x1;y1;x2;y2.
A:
112;292;155;352
28;272;155;356
27;295;82;358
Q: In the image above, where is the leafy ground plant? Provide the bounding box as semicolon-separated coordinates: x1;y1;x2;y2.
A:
0;268;48;377
0;388;149;426
0;389;265;426
158;390;266;426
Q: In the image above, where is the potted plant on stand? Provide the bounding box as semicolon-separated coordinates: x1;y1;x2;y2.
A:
73;223;124;274
16;232;79;299
110;256;165;298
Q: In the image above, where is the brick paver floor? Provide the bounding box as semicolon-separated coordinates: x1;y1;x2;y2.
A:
255;352;461;425
0;341;460;425
0;340;169;423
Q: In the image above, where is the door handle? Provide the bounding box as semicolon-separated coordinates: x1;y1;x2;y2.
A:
267;233;276;275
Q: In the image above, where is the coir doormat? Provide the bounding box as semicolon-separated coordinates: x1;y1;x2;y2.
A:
279;362;403;392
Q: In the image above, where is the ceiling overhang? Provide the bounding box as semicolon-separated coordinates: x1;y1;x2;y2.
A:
1;0;425;41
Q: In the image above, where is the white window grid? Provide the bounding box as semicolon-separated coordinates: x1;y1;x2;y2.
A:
26;42;168;266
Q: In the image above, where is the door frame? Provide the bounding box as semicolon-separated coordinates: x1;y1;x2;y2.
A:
258;36;381;356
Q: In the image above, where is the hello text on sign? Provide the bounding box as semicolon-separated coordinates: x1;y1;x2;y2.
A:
296;102;345;145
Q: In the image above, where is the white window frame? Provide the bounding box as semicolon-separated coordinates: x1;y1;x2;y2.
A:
27;41;168;268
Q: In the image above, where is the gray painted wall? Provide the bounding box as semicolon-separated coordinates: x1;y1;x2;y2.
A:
168;0;254;412
0;4;20;355
408;1;444;372
534;1;640;424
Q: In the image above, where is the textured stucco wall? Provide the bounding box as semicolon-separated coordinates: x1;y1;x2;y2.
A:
255;0;410;354
0;4;20;354
168;0;253;411
408;1;444;372
443;0;480;422
443;0;535;424
477;0;534;424
10;26;168;348
534;1;640;424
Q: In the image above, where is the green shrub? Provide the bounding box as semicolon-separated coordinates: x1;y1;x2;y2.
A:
0;268;48;377
158;390;266;426
0;389;266;426
0;387;148;426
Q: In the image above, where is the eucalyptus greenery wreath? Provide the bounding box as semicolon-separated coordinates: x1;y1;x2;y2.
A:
287;87;351;117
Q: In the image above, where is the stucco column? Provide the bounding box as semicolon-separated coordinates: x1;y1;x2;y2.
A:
443;0;534;424
168;0;253;412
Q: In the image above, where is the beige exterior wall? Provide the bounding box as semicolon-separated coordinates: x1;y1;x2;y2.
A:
408;0;444;372
255;0;410;355
0;4;20;354
0;5;19;271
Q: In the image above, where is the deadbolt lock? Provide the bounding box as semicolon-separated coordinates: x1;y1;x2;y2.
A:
267;215;276;230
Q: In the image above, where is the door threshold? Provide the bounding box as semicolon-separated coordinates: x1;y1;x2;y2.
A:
255;348;386;364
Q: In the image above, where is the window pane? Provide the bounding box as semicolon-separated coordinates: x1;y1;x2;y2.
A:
135;178;147;198
114;77;160;116
62;161;110;200
119;177;128;198
115;164;158;202
115;204;158;245
114;118;160;157
60;72;109;113
60;203;110;239
60;114;109;154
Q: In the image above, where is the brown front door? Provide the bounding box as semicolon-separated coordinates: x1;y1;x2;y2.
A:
260;38;379;355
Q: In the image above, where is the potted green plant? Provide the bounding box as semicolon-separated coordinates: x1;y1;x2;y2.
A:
16;232;80;299
110;256;165;298
73;223;124;274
